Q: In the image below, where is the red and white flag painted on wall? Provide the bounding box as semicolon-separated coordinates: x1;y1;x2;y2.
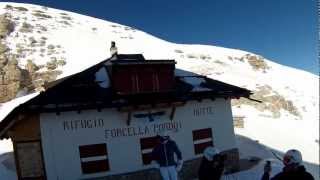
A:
140;136;159;165
192;128;214;155
79;143;110;174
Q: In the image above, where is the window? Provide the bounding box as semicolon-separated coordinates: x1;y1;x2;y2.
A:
192;128;214;155
79;143;110;174
140;136;159;165
112;64;174;94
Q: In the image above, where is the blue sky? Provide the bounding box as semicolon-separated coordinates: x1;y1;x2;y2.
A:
12;0;318;75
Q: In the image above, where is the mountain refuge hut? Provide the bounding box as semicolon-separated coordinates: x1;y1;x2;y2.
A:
0;53;252;180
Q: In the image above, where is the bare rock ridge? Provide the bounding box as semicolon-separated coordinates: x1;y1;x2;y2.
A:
232;85;301;119
0;5;67;102
244;54;270;72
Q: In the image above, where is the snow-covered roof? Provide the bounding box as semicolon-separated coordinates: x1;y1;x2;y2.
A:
179;76;212;92
0;92;40;124
0;92;40;139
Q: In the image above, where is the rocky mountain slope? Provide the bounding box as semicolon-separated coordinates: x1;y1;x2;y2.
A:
0;1;318;169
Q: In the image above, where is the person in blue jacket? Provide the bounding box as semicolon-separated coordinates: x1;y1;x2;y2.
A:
152;131;183;180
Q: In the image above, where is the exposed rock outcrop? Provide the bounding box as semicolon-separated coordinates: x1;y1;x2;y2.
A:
0;13;14;38
242;54;270;72
0;9;66;102
232;85;301;119
0;56;32;102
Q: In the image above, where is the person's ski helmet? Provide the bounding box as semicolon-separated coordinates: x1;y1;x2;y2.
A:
203;146;220;161
157;131;170;142
283;149;302;166
158;130;170;137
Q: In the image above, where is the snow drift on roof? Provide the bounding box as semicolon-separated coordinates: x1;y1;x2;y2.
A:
0;92;40;123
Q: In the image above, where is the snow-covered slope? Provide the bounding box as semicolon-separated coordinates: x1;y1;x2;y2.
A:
0;2;318;179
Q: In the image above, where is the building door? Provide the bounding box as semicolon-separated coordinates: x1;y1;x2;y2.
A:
14;140;46;180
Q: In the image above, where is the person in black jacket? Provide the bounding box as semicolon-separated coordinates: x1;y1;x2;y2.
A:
261;149;314;180
152;131;183;180
198;146;225;180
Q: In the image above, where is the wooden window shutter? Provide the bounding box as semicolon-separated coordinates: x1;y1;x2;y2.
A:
152;72;160;91
192;128;214;155
79;143;110;174
140;136;159;165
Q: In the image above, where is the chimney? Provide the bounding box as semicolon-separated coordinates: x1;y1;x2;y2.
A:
110;41;118;57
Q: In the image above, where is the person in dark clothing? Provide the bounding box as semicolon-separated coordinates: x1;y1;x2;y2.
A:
198;147;225;180
152;131;183;180
110;41;118;56
261;149;314;180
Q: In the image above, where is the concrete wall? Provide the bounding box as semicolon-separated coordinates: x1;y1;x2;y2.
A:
40;99;236;180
